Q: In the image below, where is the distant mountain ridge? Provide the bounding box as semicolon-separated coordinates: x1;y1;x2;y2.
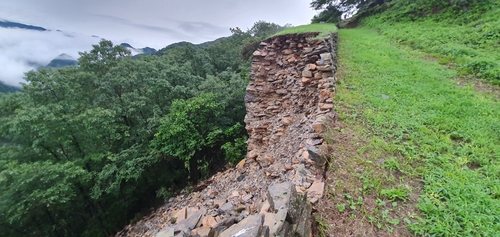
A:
0;20;46;31
156;37;226;56
120;43;157;55
46;53;78;68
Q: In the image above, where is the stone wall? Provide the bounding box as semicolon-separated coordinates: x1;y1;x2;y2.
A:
244;32;337;170
116;32;338;237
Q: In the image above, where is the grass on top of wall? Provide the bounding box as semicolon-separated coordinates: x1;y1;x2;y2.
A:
272;23;337;39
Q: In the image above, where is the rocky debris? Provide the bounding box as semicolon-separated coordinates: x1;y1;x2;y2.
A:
116;32;338;237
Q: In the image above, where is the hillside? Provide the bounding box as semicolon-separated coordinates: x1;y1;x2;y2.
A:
45;53;78;68
0;81;20;93
0;20;47;31
360;0;500;85
312;0;500;236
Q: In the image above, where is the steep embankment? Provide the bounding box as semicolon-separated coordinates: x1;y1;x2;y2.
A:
117;32;338;237
315;28;500;236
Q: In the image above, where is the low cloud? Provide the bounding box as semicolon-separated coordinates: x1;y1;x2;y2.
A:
177;21;228;36
0;28;99;86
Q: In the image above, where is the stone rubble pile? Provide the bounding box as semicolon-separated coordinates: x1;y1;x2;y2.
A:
116;32;338;237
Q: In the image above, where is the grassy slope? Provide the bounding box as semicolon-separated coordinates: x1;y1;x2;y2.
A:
362;0;500;84
325;27;500;236
272;23;337;39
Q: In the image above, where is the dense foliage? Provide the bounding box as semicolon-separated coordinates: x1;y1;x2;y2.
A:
0;21;285;236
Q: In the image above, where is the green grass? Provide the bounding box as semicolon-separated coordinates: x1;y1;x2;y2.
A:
336;28;500;236
272;23;337;39
362;0;500;84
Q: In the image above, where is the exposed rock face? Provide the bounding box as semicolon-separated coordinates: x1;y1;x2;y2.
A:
115;32;337;237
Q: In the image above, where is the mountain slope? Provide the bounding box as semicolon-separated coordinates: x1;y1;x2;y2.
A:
156;38;226;56
360;0;500;84
0;81;20;93
46;53;78;68
0;20;47;31
120;43;157;55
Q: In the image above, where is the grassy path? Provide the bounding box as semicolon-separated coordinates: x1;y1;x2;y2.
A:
322;28;500;236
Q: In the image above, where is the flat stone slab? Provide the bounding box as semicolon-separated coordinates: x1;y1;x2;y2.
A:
219;214;264;237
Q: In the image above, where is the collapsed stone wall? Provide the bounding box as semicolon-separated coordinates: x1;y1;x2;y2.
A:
116;32;338;237
245;33;337;171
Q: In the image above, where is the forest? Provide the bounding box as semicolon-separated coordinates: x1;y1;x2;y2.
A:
0;21;287;237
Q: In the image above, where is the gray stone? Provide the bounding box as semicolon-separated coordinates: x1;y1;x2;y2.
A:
156;227;175;237
174;231;189;237
307;180;325;204
293;195;312;237
270;208;292;237
219;202;234;213
267;182;299;223
174;212;202;234
208;226;226;237
261;225;270;237
320;53;332;61
219;214;264;237
307;146;326;166
301;70;313;78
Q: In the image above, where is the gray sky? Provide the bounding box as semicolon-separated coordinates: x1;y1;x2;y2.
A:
0;0;317;86
1;0;317;48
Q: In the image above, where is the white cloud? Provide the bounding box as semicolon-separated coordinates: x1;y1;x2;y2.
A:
0;28;99;86
0;0;319;86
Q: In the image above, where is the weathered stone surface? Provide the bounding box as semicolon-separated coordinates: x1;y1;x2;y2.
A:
311;122;323;133
317;65;332;72
301;77;312;84
174;212;202;234
314;72;323;79
307;180;325;204
202;216;218;228
269;208;293;237
267;182;299;223
259;201;270;214
282;49;293;55
301;70;313;78
219;214;264;237
156;227;174;237
174;231;189;237
237;159;246;169
263;213;275;228
319;103;334;110
320;52;332;61
193;227;211;236
293;195;312;237
174;208;187;223
306;64;317;71
281;117;293;125
307;146;326;166
218;202;233;213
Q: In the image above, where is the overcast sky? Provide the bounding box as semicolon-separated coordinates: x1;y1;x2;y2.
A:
0;0;318;86
1;0;317;48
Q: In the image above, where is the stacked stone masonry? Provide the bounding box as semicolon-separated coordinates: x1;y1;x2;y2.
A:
115;32;338;237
